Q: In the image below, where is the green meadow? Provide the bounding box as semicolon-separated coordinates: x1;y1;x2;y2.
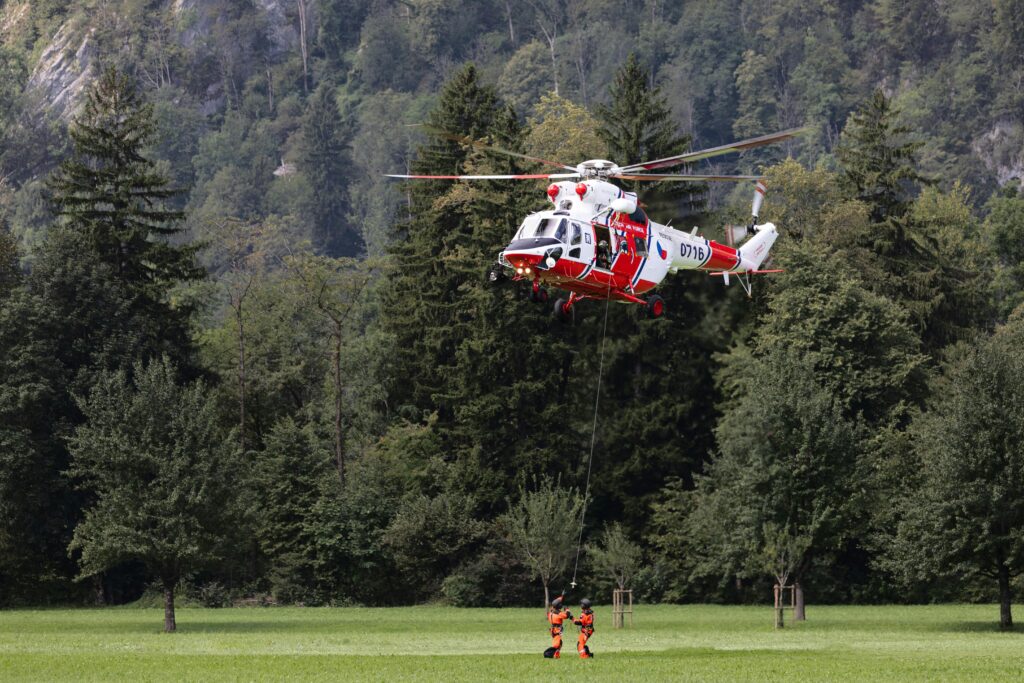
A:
2;604;1024;681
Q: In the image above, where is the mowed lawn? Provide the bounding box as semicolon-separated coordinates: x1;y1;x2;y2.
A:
2;604;1024;681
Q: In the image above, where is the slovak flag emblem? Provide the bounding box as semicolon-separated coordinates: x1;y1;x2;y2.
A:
657;241;667;260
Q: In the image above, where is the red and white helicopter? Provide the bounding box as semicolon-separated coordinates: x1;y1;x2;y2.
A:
388;128;803;320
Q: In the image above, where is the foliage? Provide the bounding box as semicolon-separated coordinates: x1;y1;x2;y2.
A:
884;313;1024;629
504;477;584;606
47;67;199;292
587;523;642;590
67;358;237;630
299;81;360;256
523;92;606;163
681;348;860;597
836;90;925;224
3;0;1024;610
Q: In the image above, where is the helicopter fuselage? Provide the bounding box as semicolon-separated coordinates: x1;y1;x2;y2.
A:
499;179;777;311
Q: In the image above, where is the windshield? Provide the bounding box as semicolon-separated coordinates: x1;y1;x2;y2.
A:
517;217;570;242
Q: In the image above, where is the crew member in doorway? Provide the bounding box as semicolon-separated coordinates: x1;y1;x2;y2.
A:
597;240;610;269
574;598;595;658
543;596;573;658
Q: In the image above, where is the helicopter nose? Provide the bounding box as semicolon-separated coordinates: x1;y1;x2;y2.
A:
503;249;543;274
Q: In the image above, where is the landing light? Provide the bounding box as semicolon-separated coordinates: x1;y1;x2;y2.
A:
516;267;524;274
524;267;531;275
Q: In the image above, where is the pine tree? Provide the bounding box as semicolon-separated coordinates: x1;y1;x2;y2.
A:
47;66;201;366
836;91;983;352
300;82;361;256
595;53;699;215
584;53;721;536
0;221;18;297
836;90;925;225
48;66;199;292
380;64;501;421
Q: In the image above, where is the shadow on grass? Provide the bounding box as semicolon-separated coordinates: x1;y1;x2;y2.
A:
937;621;1023;634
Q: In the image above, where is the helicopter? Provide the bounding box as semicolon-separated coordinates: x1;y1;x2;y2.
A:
387;128;804;321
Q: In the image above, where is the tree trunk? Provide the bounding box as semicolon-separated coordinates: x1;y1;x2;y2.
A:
794;582;806;621
504;0;515;44
774;606;784;629
163;583;177;633
332;323;344;485
93;574;106;606
236;299;246;455
536;22;559;96
998;564;1013;630
543;582;550;608
297;0;309;94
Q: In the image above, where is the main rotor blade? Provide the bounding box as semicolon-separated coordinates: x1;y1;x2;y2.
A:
385;172;580;180
619;127;810;173
611;173;762;182
412;125;578;172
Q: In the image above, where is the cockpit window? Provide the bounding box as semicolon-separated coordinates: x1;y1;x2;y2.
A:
571;222;582;245
629;206;648;225
553;219;568;242
517;217;574;241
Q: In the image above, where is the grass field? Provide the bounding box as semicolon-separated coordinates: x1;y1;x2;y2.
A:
2;604;1024;681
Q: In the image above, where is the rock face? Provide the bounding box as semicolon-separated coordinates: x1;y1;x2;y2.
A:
974;120;1024;190
27;24;97;119
0;2;31;42
258;0;300;58
28;0;304;119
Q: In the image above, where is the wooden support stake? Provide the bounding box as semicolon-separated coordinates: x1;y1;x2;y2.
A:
612;588;634;629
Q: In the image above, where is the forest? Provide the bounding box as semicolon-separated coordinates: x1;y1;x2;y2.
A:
2;0;1024;631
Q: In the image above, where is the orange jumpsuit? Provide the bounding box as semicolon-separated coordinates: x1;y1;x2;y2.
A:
574;609;595;658
546;606;572;658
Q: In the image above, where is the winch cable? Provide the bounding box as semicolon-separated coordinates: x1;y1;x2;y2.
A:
570;279;613;590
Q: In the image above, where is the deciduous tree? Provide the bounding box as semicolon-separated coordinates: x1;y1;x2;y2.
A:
68;359;237;632
505;477;583;606
885;313;1024;630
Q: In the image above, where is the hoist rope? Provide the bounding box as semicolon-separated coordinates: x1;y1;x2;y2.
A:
570;281;613;589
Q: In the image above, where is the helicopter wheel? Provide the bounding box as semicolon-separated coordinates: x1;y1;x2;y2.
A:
553;297;574;323
486;265;505;284
531;286;549;304
646;295;666;319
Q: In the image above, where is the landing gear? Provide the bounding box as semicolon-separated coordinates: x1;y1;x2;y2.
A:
531;281;549;304
645;294;666;319
553;297;574;323
553;293;580;323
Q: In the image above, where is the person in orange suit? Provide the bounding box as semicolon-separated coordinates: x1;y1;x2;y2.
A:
543;596;573;658
573;598;595;658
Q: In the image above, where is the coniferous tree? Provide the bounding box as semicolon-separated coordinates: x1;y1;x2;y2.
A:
47;66;201;367
0;223;17;297
381;64;501;422
595;53;699;214
837;90;925;224
300;82;361;256
584;53;722;536
836;91;984;352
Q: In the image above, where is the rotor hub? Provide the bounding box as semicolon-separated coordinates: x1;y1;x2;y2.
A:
576;159;622;179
